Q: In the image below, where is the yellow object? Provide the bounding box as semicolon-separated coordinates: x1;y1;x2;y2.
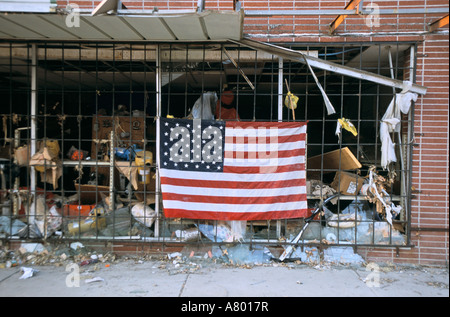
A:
34;140;60;173
45;140;60;157
167;115;174;118
68;206;106;235
338;118;358;136
135;151;153;184
284;91;299;110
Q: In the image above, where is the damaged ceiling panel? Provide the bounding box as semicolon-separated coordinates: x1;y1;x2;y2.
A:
0;10;244;41
0;0;57;13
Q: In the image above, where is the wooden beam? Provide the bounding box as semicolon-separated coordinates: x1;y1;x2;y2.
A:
329;0;363;35
428;14;449;32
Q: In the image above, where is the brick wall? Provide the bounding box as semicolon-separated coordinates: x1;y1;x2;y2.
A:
409;33;449;265
358;32;449;266
53;0;449;266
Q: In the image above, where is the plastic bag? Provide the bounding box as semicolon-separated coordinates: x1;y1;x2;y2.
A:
197;222;234;242
228;220;247;242
131;203;156;228
0;216;27;236
188;92;217;120
175;228;201;242
327;213;361;228
197;221;247;243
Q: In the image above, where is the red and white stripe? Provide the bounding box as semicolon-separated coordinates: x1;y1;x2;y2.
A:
160;121;308;221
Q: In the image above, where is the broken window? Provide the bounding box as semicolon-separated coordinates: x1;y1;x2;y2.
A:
0;41;416;257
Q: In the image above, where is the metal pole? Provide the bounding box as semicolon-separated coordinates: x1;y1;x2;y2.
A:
278;57;283;122
244;8;449;17
109;130;115;212
29;43;37;222
155;44;162;238
277;57;283;237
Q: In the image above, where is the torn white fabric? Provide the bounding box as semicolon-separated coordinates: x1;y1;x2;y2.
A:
335;119;342;138
380;118;400;168
380;81;418;169
303;56;336;115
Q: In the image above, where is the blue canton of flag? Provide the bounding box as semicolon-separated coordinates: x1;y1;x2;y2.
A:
160;118;225;172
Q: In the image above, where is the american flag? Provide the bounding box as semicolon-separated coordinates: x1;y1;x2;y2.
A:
159;118;308;221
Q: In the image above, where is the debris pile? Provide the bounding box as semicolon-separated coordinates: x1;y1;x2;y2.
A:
0;242;118;270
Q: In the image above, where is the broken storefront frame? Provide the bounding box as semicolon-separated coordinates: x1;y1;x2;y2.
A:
0;41;417;259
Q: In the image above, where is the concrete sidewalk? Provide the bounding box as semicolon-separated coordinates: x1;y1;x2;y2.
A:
0;258;448;298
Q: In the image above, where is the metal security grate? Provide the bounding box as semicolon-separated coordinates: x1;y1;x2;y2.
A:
0;41;416;253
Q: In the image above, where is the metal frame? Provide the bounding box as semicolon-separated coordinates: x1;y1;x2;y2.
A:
236;38;427;95
0;40;418;250
244;7;449;17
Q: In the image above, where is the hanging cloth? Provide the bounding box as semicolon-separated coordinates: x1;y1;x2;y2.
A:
380;81;418;169
302;55;336;116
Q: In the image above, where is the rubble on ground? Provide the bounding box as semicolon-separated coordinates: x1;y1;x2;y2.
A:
0;242;119;268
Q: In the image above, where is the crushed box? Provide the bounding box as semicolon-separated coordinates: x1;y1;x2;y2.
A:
331;171;365;195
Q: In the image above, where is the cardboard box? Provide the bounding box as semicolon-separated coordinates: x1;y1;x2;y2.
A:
331;171;365;195
307;147;361;179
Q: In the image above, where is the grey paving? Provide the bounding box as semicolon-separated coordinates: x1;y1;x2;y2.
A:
0;259;448;298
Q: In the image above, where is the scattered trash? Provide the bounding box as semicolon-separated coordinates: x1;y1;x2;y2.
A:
289;246;321;263
70;242;84;250
212;244;272;266
6;260;19;268
18;243;46;254
175;228;201;242
327;213;361;228
167;252;182;260
80;258;98;266
19;267;39;279
197;221;246;243
85;276;104;284
311;184;337;204
363;166;402;226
